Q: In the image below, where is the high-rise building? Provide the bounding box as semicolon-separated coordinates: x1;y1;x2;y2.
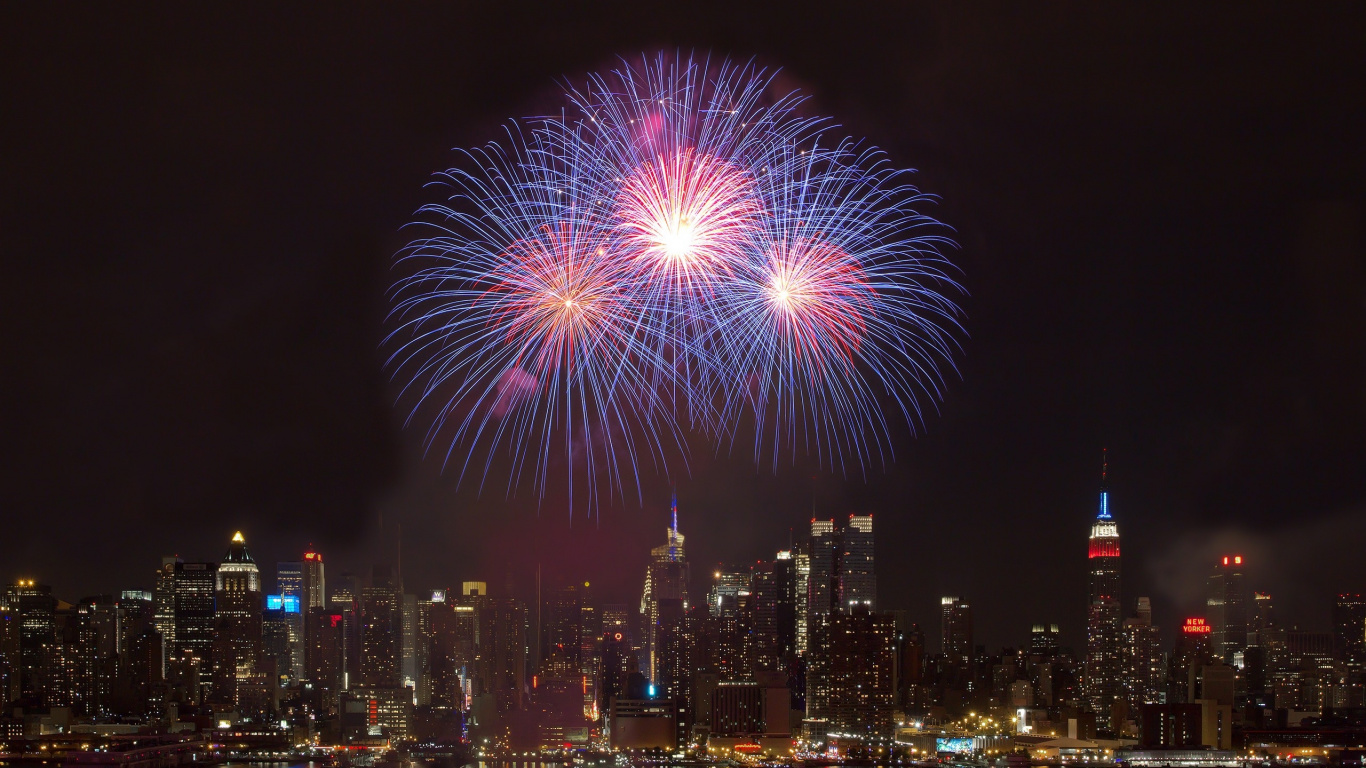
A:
1168;618;1215;703
804;515;877;649
840;515;876;610
806;606;897;736
806;519;839;629
172;560;217;680
401;592;418;689
262;601;293;687
306;606;345;713
708;568;750;617
641;494;688;682
418;591;473;711
475;595;527;717
1206;555;1247;663
540;582;583;679
276;560;306;681
3;580;57;702
941;597;973;669
360;566;401;687
1085;454;1122;730
1121;597;1165;711
212;532;263;708
302;550;326;609
1332;594;1366;667
1030;623;1061;657
772;552;797;663
153;557;179;673
793;545;811;656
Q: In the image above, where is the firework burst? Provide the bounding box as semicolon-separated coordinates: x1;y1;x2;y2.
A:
387;53;964;508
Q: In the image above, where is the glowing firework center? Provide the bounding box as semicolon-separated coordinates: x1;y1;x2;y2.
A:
387;54;964;501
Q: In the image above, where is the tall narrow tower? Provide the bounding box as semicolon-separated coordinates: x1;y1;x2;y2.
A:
1085;451;1122;730
641;492;688;682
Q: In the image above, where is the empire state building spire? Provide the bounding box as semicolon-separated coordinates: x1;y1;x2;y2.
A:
1085;449;1122;732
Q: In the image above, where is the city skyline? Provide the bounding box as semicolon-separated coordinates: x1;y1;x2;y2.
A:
4;479;1358;659
4;4;1365;680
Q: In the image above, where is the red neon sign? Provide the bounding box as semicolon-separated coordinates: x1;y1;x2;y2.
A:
1183;617;1210;634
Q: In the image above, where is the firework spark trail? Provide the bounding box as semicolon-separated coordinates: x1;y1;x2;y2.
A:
386;53;964;509
385;122;685;509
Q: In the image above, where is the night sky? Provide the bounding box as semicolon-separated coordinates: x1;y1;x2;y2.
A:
4;3;1365;654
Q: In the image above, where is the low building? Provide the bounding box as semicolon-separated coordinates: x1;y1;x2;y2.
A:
609;698;675;750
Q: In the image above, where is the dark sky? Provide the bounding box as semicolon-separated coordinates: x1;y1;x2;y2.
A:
3;3;1365;654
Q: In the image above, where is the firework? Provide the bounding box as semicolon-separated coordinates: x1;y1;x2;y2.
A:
388;53;963;507
386;122;683;507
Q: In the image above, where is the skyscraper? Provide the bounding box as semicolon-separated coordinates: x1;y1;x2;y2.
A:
540;581;584;679
805;515;877;645
806;606;897;736
475;595;527;717
360;566;401;687
212;531;263;708
1085;453;1122;730
806;519;838;631
1207;555;1248;662
840;515;876;610
941;597;973;666
302;550;326;610
641;493;688;682
3;580;56;702
172;560;217;671
276;560;306;681
1333;594;1366;666
153;557;178;673
306;606;345;713
1121;597;1164;711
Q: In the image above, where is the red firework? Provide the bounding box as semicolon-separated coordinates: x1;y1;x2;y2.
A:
613;149;762;293
759;236;872;373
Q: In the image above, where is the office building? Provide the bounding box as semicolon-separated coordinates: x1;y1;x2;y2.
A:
806;606;896;736
641;494;689;682
1333;593;1366;666
212;532;264;708
1206;555;1247;663
1085;455;1122;730
360;566;401;687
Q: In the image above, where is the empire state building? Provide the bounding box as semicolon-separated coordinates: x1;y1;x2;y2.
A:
1085;453;1122;731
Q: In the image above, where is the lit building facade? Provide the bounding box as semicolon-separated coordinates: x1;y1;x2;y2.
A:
1206;555;1247;663
1085;457;1123;730
212;531;264;708
806;606;896;736
641;494;688;682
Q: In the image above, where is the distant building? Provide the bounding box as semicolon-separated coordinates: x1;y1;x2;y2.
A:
1332;593;1365;666
1122;597;1165;712
306;606;345;714
475;595;527;718
2;580;56;703
172;560;217;661
1085;453;1122;730
540;581;584;679
153;557;179;674
212;532;264;710
1169;618;1215;703
806;605;896;736
1031;623;1061;657
1206;555;1248;663
641;494;689;682
1139;703;1202;749
609;698;675;750
941;596;973;675
275;560;306;681
360;566;401;687
302;550;326;610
